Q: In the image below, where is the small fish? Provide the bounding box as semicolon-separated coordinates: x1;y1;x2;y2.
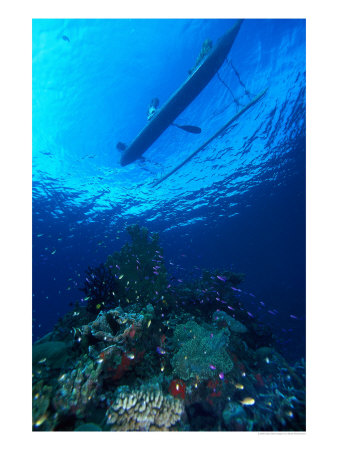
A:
118;274;124;279
209;365;216;370
240;397;255;406
217;275;227;282
156;346;166;355
231;287;242;292
227;306;235;311
235;383;244;390
116;264;120;270
290;314;298;319
34;413;48;426
247;311;254;318
126;352;135;360
219;372;224;380
147;320;151;328
62;35;70;42
51;250;56;255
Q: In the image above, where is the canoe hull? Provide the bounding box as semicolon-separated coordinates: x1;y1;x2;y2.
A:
120;19;244;166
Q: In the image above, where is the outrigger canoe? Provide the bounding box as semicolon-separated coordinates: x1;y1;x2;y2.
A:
120;19;244;166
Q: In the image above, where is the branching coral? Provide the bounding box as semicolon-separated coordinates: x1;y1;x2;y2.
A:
105;224;169;309
79;263;120;312
106;383;184;431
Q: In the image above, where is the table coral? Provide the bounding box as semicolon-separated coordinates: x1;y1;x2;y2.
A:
106;383;184;431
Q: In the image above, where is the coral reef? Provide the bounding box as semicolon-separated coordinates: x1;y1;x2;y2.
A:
172;320;233;381
222;402;247;430
168;379;186;400
106;383;184;431
82;306;145;345
74;423;102;431
105;224;169;310
32;225;305;432
80;263;120;313
53;355;103;417
32;340;71;369
32;381;58;430
212;310;248;333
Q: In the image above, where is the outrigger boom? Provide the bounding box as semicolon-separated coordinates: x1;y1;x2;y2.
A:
152;88;268;187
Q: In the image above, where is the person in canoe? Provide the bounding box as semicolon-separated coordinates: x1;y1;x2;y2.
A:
188;38;213;75
147;97;160;121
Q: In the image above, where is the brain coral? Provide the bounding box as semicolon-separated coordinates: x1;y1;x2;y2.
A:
106;383;183;431
172;320;233;381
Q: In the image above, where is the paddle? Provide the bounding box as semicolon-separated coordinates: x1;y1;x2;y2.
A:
171;123;201;134
117;123;201;153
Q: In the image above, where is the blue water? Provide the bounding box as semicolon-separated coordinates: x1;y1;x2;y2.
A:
32;19;305;363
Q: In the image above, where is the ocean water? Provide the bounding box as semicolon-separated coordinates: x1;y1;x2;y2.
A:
32;18;305;431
